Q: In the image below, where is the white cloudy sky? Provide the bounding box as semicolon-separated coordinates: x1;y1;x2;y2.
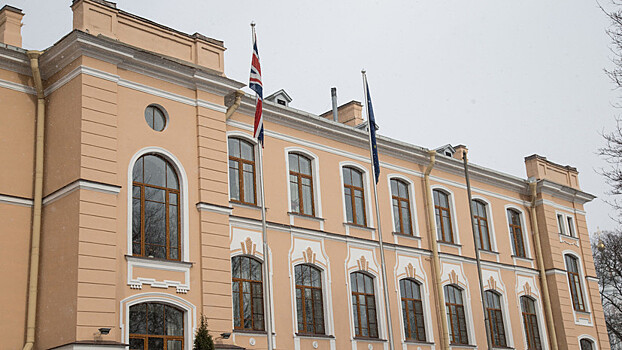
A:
8;0;621;234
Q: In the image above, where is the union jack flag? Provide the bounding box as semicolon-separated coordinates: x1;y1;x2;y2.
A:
249;24;263;146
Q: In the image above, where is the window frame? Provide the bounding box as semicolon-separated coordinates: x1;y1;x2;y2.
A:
144;104;168;132
520;296;543;350
579;337;596;350
444;284;469;345
471;199;493;251
507;208;527;258
350;271;379;338
341;164;369;227
287;152;316;217
399;278;426;342
433;188;455;244
231;255;265;331
565;253;586;312
128;302;184;350
228;136;258;205
484;290;507;347
389;177;414;235
294;264;326;335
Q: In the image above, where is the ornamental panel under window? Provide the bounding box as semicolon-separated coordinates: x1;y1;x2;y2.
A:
294;264;325;334
350;271;378;338
399;279;426;341
565;254;586;312
507;209;526;258
391;179;413;235
472;200;491;251
289;153;315;216
520;296;542;350
129;302;184;350
433;190;454;243
343;167;366;226
231;256;264;331
228;138;256;205
132;154;181;261
484;290;507;347
444;285;468;345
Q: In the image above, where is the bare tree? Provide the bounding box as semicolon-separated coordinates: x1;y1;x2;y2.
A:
593;231;622;349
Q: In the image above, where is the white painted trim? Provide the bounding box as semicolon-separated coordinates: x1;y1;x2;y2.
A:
284;146;323;219
0;78;36;94
126;256;191;293
562;250;593;325
537;199;587;216
339;161;374;228
0;194;33;207
225;131;261;205
578;334;599;350
196;202;233;215
504;205;533;260
430;184;461;246
471;195;498;253
386;174;420;239
516;294;550;350
127;147;190;261
440;273;477;346
43;179;121;205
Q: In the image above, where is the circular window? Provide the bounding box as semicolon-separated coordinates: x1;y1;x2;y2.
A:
144;105;167;131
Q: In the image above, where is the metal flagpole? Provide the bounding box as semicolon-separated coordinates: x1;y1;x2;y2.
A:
362;70;395;350
462;152;493;350
258;145;274;350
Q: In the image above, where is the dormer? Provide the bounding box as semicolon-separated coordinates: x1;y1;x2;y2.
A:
435;144;456;158
266;89;292;107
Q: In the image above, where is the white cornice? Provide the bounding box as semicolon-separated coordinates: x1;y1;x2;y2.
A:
0;78;36;95
538;180;595;205
196;202;233;215
0;194;33;207
43;179;121;205
535;199;587;216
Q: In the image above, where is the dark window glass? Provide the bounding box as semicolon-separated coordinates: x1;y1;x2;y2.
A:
472;200;491;251
484;290;507;347
295;264;325;334
580;339;594;350
565;255;586;311
444;285;468;345
129;303;184;349
557;214;566;235
289;153;315;216
343;167;366;226
391;179;412;235
132;155;180;261
508;209;526;258
145;105;167;132
399;279;426;341
228;138;256;204
351;272;378;338
433;190;454;243
231;256;264;331
520;296;542;350
567;217;575;237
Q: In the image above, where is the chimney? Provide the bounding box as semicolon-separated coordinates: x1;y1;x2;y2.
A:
453;144;468;160
331;87;338;122
0;5;24;47
320;100;364;127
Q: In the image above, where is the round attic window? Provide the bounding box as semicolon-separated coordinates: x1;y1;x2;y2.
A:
144;105;167;132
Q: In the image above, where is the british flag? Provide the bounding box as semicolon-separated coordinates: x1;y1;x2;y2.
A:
249;24;264;146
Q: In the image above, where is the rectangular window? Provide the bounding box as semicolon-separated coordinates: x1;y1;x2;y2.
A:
557;214;566;235
567;217;575;237
565;255;586;312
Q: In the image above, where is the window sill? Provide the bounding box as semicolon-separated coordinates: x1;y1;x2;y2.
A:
449;344;476;348
230;201;266;210
559;233;579;240
437;241;462;248
288;212;325;221
479;249;499;255
125;255;193;267
295;333;334;339
404;340;433;345
232;329;274;336
575;310;591;316
344;223;376;231
511;255;533;262
353;337;386;342
393;232;421;240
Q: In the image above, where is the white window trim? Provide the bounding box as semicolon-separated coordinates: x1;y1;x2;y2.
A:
284;147;323;219
126;147;190;262
578;334;598;350
347;269;386;340
339;161;373;228
555;211;578;237
504;205;533;260
226;131;261;205
563;250;593;325
386;174;419;237
441;282;476;346
396;277;433;342
516;294;550;350
566;216;577;238
471;195;497;252
430;185;460;245
484;289;514;348
290;263;332;336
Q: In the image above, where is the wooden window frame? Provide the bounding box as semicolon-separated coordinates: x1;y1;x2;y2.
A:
231;256;264;331
129;302;184;350
565;254;586;312
520;296;543;350
228;138;257;205
580;339;595;350
391;179;412;235
484;290;507;347
132;154;181;261
472;200;492;251
295;264;325;335
433;190;454;243
289;153;315;217
399;279;426;341
508;209;526;258
350;271;378;338
343;167;367;226
444;285;469;345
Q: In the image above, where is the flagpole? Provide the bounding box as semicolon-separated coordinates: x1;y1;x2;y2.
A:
362;71;395;350
462;152;493;350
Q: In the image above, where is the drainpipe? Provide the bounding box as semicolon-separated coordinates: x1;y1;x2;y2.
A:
225;90;244;120
528;180;558;350
23;50;45;350
423;150;449;350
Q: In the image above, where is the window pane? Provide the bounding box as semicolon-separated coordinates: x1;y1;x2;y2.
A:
143;155;166;187
147;303;164;335
290;177;299;213
289;153;299;173
129;304;147;334
228;138;240;158
355;194;365;225
129;338;144;350
393;200;401;233
343;168;352;185
401;205;412;234
352;170;362;187
240;141;254;161
243;168;255;203
167;340;182;350
345;188;353;223
165;305;183;336
166;164;179;189
133;158;143;182
391;179;398;195
145;201;166;246
145;187;165;202
148;337;164;350
229;160;240;201
300;157;311;175
302;184;313;215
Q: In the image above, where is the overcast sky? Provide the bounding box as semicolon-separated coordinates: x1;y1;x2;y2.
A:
8;0;621;235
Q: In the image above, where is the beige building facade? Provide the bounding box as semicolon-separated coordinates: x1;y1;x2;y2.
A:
0;1;611;350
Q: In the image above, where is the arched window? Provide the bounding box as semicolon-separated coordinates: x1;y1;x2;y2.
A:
507;209;526;258
433;190;454;243
391;179;412;235
472;200;491;251
520;296;542;350
231;256;264;331
484;290;507;347
132;154;180;260
444;285;468;345
399;279;426;341
129;302;184;350
343;167;366;226
580;339;595;350
289;153;315;216
565;254;586;311
294;264;325;334
228;137;256;205
350;271;378;338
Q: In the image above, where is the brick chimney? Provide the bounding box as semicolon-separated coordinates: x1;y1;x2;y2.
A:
453;144;468;160
0;5;24;47
320;100;364;127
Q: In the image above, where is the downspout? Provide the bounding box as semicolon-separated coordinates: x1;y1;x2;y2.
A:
23;50;45;350
225;90;244;120
423;150;450;350
528;180;558;350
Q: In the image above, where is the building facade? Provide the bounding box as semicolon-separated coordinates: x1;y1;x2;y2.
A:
0;1;611;349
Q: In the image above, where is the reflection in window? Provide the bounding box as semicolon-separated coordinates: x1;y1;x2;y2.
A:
484;290;507;347
228;138;256;204
231;256;264;331
132;154;180;260
129;302;184;350
433;190;454;243
289;153;315;216
472;200;491;251
444;285;468;345
508;209;526;258
144;105;167;132
565;254;586;312
295;264;325;334
391;179;412;235
343;167;366;226
399;279;426;341
520;296;542;350
580;339;594;350
351;272;378;338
